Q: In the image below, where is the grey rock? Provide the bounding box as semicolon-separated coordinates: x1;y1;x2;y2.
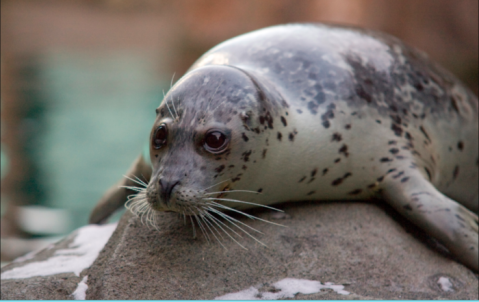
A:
2;201;478;300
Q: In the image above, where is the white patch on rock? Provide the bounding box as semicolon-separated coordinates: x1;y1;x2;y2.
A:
1;223;117;280
215;277;349;300
437;276;454;292
72;275;88;300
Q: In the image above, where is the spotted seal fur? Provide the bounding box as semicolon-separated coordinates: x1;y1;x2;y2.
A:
90;24;478;271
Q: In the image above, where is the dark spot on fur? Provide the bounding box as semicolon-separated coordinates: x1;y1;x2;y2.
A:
322;168;328;175
457;141;464;151
215;165;225;173
356;85;372;103
241;150;252;162
265;112;274;129
296;109;303;114
388;140;397;145
215;156;222;160
380;157;392;163
257;188;263;193
289;133;295;141
280;116;287;127
390;115;401;124
242;165;247;170
377;176;384;182
401;177;409;183
322;120;330;128
241;133;249;142
331;133;342;142
389;148;399;155
307;191;315;196
299;176;306;183
450;96;460;113
228;165;235;168
453;165;459;179
391;123;403;137
311;168;318;177
262;149;267;158
386;168;397;174
367;183;377;188
155;154;158;158
348;189;362;195
339;144;349;157
414;82;423;91
332;172;352;186
334;158;341;163
392;171;405;179
396;155;405;160
345;124;351;130
403;204;413;211
277;132;282;141
405;132;412;140
307;177;316;184
424;167;432;180
332;178;343;186
419;126;431;142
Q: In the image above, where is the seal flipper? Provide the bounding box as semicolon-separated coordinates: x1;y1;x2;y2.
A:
89;154;152;224
381;170;478;271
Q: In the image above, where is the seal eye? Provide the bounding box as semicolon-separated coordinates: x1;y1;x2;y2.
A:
152;124;168;149
204;130;228;153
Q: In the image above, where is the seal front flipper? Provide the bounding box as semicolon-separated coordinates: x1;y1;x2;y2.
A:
381;170;478;271
89;154;152;224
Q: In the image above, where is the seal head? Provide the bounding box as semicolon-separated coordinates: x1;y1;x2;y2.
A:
144;65;283;215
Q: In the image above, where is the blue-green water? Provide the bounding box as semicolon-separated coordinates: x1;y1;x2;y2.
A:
11;51;167;234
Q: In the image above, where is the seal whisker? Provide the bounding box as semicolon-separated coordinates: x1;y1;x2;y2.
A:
133;175;148;187
162;90;175;119
171;96;179;121
189;215;197;238
207;206;267;247
204;211;248;250
206;206;264;234
170;72;176;89
120;186;145;192
207;202;285;227
202;179;231;192
204;190;261;195
201;214;227;249
193;213;211;244
203;197;283;213
123;175;148;188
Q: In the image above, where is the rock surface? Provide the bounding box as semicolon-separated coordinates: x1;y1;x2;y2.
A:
2;200;478;300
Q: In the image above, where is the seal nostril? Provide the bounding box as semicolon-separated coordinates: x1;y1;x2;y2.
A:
159;179;180;205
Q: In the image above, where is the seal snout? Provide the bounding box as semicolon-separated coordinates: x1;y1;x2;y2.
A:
158;178;180;206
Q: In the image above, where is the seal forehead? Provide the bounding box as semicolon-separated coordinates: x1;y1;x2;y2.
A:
165;65;260;126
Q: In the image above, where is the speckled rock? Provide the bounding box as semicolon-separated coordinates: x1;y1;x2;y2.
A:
4;200;476;299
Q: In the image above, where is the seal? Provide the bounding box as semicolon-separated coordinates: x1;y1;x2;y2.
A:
89;24;478;271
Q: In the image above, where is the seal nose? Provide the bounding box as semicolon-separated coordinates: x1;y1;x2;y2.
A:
158;179;180;205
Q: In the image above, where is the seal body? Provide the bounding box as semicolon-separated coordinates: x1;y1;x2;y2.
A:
90;24;478;271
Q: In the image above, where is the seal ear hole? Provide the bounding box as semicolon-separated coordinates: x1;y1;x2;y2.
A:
152;123;168;150
203;130;229;154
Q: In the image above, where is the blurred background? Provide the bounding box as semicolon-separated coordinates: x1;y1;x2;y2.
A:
1;0;477;265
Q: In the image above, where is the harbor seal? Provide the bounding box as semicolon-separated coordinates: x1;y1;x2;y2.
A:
89;24;478;271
